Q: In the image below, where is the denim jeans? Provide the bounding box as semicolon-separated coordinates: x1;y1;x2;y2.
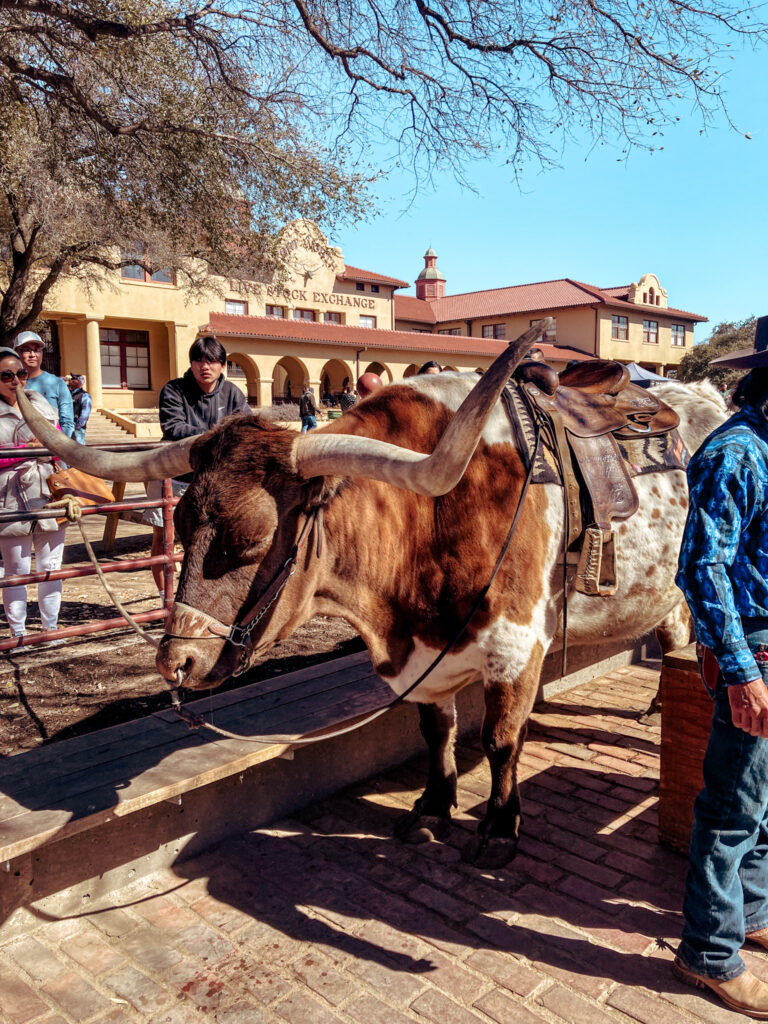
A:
301;415;317;432
678;627;768;979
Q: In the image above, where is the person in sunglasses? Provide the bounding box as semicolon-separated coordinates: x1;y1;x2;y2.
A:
0;347;67;643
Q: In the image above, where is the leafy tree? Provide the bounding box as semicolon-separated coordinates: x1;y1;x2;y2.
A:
0;0;766;342
677;317;757;391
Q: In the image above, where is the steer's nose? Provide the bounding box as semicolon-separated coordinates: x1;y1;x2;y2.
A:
155;636;195;683
155;603;235;689
156;636;230;689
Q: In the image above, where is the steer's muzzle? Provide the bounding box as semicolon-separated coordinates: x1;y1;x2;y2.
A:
155;603;239;689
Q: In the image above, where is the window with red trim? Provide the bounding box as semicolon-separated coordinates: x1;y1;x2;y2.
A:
643;320;659;344
611;315;628;341
481;323;506;339
120;247;174;284
99;328;151;389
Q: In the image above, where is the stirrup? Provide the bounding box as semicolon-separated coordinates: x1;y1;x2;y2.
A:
574;525;617;596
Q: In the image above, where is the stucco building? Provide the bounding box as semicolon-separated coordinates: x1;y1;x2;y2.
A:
35;221;706;416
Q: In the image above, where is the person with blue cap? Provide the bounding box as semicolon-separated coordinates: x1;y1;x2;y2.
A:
13;331;74;438
674;315;768;1017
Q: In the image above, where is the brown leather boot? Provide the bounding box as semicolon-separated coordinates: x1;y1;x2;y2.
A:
747;928;768;952
673;957;768;1018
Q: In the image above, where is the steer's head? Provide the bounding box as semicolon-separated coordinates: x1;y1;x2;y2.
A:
16;321;549;691
160;417;331;686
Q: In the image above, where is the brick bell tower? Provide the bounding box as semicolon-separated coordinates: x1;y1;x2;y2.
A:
415;247;446;301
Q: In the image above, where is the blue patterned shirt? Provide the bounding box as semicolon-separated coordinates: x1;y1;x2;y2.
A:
677;404;768;686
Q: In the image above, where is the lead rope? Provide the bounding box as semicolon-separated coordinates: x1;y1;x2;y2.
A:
49;496;160;651
55;433;542;747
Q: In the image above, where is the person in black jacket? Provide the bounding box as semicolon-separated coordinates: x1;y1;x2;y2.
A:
144;335;249;598
298;383;319;432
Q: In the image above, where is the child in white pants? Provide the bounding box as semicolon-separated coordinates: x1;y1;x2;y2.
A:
0;529;66;636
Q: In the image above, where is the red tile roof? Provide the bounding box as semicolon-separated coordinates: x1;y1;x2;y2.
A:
209;312;512;358
428;279;600;321
416;277;706;324
337;264;409;288
394;294;437;324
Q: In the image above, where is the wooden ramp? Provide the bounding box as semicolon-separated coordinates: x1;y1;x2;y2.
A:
0;651;391;864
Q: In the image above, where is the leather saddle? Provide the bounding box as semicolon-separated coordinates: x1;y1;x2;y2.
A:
513;358;681;597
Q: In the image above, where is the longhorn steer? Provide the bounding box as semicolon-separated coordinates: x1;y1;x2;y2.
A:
18;331;727;866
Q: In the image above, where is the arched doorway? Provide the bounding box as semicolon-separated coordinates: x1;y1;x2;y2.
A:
227;352;260;404
443;364;458;372
273;355;308;405
363;361;392;383
319;358;354;405
403;364;419;378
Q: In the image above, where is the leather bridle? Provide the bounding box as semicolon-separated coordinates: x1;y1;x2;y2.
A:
165;506;324;676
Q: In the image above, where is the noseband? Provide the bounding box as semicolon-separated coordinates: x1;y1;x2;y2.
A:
165;507;324;676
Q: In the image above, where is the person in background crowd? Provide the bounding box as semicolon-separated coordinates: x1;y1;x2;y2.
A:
13;332;74;438
299;383;319;432
525;347;545;362
356;372;383;399
673;315;768;1018
0;347;66;645
67;374;92;444
418;360;442;375
144;335;249;601
339;384;357;411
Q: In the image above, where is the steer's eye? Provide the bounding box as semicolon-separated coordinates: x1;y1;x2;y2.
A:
221;531;273;564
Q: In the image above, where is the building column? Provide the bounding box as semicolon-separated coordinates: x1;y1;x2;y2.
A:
85;316;104;409
165;321;189;382
254;377;271;406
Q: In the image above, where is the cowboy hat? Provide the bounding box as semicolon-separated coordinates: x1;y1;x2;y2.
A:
711;315;768;370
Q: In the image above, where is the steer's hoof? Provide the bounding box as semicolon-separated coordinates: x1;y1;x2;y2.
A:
462;835;518;869
394;812;451;845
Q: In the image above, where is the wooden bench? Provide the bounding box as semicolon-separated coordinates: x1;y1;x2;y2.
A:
0;651;430;928
0;634;651;933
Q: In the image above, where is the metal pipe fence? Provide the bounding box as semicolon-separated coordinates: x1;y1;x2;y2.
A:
0;442;179;654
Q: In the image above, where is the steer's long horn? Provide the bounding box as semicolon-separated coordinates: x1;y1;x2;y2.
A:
294;320;550;496
15;387;194;482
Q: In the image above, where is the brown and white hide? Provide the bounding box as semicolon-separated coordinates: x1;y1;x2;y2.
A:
153;372;725;866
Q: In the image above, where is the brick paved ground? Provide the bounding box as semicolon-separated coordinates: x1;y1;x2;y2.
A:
0;660;754;1024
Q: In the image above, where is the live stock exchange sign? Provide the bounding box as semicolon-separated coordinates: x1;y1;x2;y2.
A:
266;286;377;310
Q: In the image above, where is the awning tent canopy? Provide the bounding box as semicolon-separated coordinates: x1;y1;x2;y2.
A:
624;361;668;382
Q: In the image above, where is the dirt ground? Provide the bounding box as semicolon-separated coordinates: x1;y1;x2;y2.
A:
0;512;362;758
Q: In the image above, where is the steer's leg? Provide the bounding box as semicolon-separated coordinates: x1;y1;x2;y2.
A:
640;601;692;721
395;698;457;844
464;640;545;868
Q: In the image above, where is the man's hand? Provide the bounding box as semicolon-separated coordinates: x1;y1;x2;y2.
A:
729;679;768;737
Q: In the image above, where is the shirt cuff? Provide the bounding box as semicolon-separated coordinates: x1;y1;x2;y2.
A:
718;642;761;686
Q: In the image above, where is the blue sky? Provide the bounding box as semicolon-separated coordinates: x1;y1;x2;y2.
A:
333;42;767;345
